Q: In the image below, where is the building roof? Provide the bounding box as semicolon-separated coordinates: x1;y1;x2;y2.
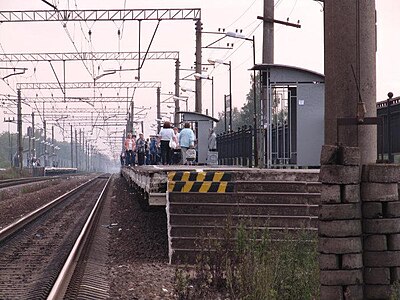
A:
177;111;219;123
251;63;325;81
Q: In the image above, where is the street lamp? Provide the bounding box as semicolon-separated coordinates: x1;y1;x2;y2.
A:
193;73;214;119
226;31;258;167
181;87;195;93
172;95;189;111
225;31;246;39
208;58;232;131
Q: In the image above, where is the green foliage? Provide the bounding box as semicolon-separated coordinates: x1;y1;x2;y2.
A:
0;132;15;168
215;73;261;134
391;281;400;300
174;224;319;300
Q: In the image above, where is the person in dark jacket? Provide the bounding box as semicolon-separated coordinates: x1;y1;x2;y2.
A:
136;133;146;166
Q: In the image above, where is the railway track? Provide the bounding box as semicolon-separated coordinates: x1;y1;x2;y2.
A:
0;176;51;189
0;174;111;299
0;172;88;190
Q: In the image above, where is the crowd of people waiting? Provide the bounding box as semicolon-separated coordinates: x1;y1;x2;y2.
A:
121;121;210;166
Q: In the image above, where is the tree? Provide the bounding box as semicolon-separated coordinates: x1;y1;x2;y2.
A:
215;73;261;134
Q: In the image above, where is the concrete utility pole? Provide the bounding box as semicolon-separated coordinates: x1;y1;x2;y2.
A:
258;0;300;168
51;125;54;167
31;112;35;158
70;125;73;168
157;87;161;132
130;101;134;133
195;19;202;113
324;1;376;164
17;89;23;169
174;59;180;125
86;140;89;171
75;129;78;169
258;0;274;168
263;0;274;64
79;129;82;169
82;129;85;170
43;120;47;167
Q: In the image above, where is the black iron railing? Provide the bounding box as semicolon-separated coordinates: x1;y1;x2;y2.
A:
217;125;253;167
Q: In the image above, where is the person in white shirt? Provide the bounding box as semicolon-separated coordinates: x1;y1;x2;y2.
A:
158;121;174;165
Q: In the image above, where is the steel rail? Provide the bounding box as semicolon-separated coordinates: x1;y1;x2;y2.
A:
47;175;111;299
0;176;99;242
0;176;50;189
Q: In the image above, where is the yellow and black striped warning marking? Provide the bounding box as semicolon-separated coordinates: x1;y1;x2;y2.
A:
168;171;234;193
168;171;232;182
168;181;234;193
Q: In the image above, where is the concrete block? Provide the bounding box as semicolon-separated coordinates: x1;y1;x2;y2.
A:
320;269;363;285
320;285;343;300
361;182;398;202
362;202;383;219
386;201;400;218
364;267;390;284
338;146;360;166
364;235;387;251
319;254;339;270
364;285;392;299
320;145;338;165
319;237;362;254
364;251;400;267
344;285;363;300
388;234;400;250
342;253;363;269
363;219;400;234
343;184;360;203
320;184;341;204
362;164;400;183
320;165;360;184
319;220;362;237
319;203;361;220
390;267;400;282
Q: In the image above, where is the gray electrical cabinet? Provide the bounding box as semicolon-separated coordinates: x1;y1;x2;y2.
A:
252;64;325;167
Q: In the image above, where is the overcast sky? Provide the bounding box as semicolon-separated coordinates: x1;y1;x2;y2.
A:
0;0;398;156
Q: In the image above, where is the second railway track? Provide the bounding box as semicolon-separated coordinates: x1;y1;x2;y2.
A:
0;174;111;300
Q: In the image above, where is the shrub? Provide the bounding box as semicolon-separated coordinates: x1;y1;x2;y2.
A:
174;224;319;300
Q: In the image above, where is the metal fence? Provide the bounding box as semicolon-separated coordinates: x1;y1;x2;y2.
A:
216;102;399;167
377;97;400;162
217;125;253;167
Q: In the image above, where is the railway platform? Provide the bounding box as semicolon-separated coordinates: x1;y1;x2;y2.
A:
121;165;321;263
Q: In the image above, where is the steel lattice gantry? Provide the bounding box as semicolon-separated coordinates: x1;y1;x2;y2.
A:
16;81;159;132
0;8;203;115
1;51;180;123
0;51;179;62
15;96;146;104
16;81;161;90
0;9;200;22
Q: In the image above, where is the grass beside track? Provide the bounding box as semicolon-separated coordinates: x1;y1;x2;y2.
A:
174;224;319;300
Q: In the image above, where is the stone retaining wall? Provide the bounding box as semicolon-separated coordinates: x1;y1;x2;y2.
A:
319;145;400;300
